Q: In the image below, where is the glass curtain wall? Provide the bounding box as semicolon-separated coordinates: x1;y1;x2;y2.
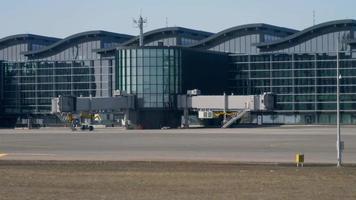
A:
230;52;356;124
209;34;260;54
116;47;180;109
0;43;28;62
2;59;113;114
264;31;351;54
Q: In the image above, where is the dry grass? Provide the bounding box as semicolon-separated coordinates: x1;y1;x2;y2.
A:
0;161;355;200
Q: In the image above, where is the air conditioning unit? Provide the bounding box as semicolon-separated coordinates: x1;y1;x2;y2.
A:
198;110;214;119
187;89;201;96
114;90;127;96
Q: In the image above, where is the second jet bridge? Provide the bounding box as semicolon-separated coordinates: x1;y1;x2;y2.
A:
177;92;275;128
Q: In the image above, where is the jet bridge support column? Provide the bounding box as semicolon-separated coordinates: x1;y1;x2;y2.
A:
223;92;228;124
183;108;189;128
182;94;189;128
120;108;139;129
123;109;130;128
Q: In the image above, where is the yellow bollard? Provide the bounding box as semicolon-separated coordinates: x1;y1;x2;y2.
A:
296;153;304;167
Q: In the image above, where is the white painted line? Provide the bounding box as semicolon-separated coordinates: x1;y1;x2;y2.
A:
9;153;56;156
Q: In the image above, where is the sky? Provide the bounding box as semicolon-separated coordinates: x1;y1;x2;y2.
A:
1;0;356;38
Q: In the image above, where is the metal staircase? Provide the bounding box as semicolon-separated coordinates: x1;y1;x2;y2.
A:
54;113;69;123
222;109;249;128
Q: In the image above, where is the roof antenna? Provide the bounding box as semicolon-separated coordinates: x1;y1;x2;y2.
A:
166;17;169;27
313;10;316;26
133;9;147;47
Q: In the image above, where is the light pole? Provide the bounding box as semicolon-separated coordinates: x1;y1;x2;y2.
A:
336;39;342;167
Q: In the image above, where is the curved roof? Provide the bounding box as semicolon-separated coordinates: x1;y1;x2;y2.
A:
24;30;134;56
257;19;356;49
96;27;213;54
0;34;60;48
190;23;298;48
122;26;213;46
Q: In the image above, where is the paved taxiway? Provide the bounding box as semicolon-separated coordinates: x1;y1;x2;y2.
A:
0;127;355;163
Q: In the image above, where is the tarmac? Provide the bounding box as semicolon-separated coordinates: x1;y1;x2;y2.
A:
0;126;355;164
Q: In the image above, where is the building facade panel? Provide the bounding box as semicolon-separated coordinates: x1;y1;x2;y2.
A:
257;20;356;54
2;20;356;127
191;24;297;54
2;59;113;114
0;35;60;62
115;27;213;48
116;47;181;109
230;52;356;124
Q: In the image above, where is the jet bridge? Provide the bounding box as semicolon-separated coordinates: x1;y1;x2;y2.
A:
51;95;135;113
177;91;275;128
51;95;136;129
51;91;274;129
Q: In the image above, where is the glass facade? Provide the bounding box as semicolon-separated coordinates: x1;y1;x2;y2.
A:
29;39;128;61
193;24;296;54
116;47;181;109
230;52;356;124
32;40;102;61
2;59;113;114
122;27;212;48
181;37;200;46
2;20;356;126
0;43;29;61
0;37;59;62
276;31;350;53
115;47;228;128
145;37;177;47
209;34;261;54
0;33;128;115
116;47;229;111
144;37;200;47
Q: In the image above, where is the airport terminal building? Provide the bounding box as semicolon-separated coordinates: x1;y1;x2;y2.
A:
1;19;356;127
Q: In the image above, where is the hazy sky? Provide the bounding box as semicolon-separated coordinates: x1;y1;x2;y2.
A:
1;0;356;38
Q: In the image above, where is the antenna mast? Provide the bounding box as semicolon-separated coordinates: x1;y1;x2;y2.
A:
133;14;147;47
313;10;316;26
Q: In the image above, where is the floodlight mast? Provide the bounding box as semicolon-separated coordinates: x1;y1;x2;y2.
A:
133;15;147;47
336;39;342;167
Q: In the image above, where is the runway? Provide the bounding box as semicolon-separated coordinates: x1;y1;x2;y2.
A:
0;127;355;163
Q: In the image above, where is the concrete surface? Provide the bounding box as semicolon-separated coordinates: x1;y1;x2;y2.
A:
0;127;355;163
